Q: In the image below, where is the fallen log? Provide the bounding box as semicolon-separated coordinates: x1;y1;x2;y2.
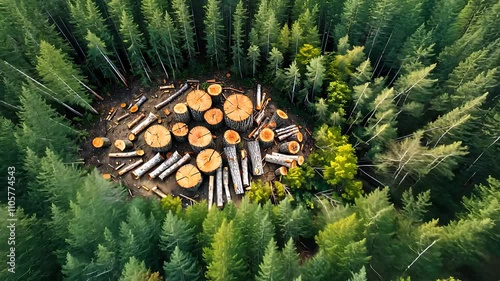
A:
118;159;144;175
223;87;244;93
275;124;297;134
276;127;299;136
114;139;133;151
277;129;300;141
224;94;253;132
114;163;125;171
129;112;158;141
188;126;214;153
151;186;167;198
279;141;300;154
223;167;232;202
275;166;288;176
130;95;147;113
176;164;202;192
186;89;212;121
208;175;214;210
216;166;223;207
172;122;189;142
256;84;262;110
149;151;181;179
241;149;250;187
271;152;305;166
224;145;244;194
144;125;172;152
264;154;297;168
223;129;241;146
173;103;191;123
92;137;111;148
154;82;189;109
117;112;130;122
287;132;303;142
131;152;164;179
159;84;175;90
270;109;289;128
109;150;145;158
127;112;146;129
259;128;275;148
247;140;264;176
158;153;191;180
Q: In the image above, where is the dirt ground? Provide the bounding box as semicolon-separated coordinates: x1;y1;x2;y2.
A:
80;72;315;206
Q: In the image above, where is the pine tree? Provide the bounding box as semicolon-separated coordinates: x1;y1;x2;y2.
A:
204;0;226;68
248;45;260;77
231;0;246;78
0;117;21;184
289;22;303;57
164;246;202;281
255;238;284;281
281;238;300;281
401;188;431;223
268;47;283;76
276;60;301;103
275;198;313;241
304;55;326;104
334;0;371;46
172;0;197;62
68;0;113;48
85;31;125;84
119;257;162;281
297;8;320;48
348;266;367;281
277;23;290;56
160;211;195;257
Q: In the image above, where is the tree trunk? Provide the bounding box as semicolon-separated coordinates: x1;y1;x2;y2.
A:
216;166;224;207
208;175;214;210
188;126;214;153
109;150;145;158
154;82;190;109
274;166;288;176
132;152;164;179
223;94;254;132
144;125;172;152
176;164;202;192
92;137;111;148
129;112;158;141
130;95;147;113
172;122;189;142
241;149;250;187
247;140;264;176
270;109;289;128
271;152;305;166
158;154;191;180
114;139;133;151
223;166;232;202
187;89;212;121
258;128;275;148
127;112;146;129
118;159;144;176
149;151;182;179
279;141;300;154
204;108;224;129
173;103;191;123
196;148;222;175
223;129;241;146
264;154;297;168
207;83;223;104
224;145;244;194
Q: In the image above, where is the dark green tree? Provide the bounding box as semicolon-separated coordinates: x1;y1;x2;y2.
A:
172;0;197;62
204;0;226;68
164;246;202;281
231;0;247;78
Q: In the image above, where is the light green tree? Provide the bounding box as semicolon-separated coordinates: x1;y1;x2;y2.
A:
247;45;260;77
172;0;197;62
231;0;246;78
204;0;226;68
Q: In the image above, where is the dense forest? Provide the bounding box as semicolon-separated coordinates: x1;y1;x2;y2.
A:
0;0;499;280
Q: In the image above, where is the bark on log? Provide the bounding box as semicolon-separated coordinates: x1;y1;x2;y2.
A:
277;129;300;141
224;145;244;194
208;175;214;210
173;103;190;123
279;141;300;154
241;149;250;187
223;130;241;146
114;139;133;151
204;108;224;129
176;164;202;191
275;166;288;176
131;152;164;179
144;125;172;152
92;137;111;148
207;83;223;104
186;89;212;121
109;150;145;158
118;159;144;175
270;109;289;128
223;167;232;202
223;94;254;132
264;154;298;168
271;152;305;166
129;112;158;140
216;166;223;207
254;109;266;125
256;84;262;110
151;186;167;198
196;148;222;175
188;126;214;153
259;128;275;148
276;127;299;136
130;95;147;113
247;140;264;176
158;154;191;180
149;151;181;179
127;112;146;129
250;117;270;139
154;83;189;109
117;113;130;122
172;122;189;142
287;132;303;142
275;124;297;134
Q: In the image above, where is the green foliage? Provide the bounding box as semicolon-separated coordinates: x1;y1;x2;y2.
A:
275;198;313;241
204;0;226;68
231;0;247;78
247;180;273;204
247;45;260;77
164;246;202;281
283;166;315;191
295;44;321;71
172;0;197;62
402;188;431;223
268;47;284;76
119;257;162;281
160;211;195;256
160;194;183;215
255;238;284;281
281;238;301;280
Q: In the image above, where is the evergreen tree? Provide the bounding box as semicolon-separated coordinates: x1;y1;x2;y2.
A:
85;31;126;84
277;23;290;56
348;266;367;281
304;55;326;104
120;257;162;281
401;188;431;223
334;0;371;46
204;0;226;68
276;60;301;103
0;117;21;184
297;8;320;48
255;238;284;281
281;238;300;281
289;22;303;57
164;246;202;281
172;0;197;62
231;0;246;78
160;211;195;257
68;0;113;48
268;47;283;76
275;198;313;241
248;45;260;77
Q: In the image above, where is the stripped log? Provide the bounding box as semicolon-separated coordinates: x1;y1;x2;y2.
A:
186;89;212;121
277;129;300;141
130;95;147;113
204;108;224;129
223;94;253;132
247;140;264;176
216;166;223;207
131;152;164;179
224;145;244;194
92;137;111;148
279;141;300;154
188;126;214;153
144;125;172;152
208;175;214;210
271;152;305;166
158;154;191;180
223;130;241;146
114;163;125;171
114;139;133;151
109;150;145;158
258;128;275;148
207;83;223;104
260;97;271;112
129;112;158;141
149;151;181;179
196;148;222;175
276;127;299;136
117;112;130;122
264;154;297;168
127;112;146;129
254;109;266;125
118;159;144;175
173;103;190;123
270;109;289;128
256;84;262;110
154;82;190;109
249;117;270;139
176;164;202;191
172;122;189;142
241;149;250;187
151;186;167;198
275;166;288;176
223;167;232;202
287;132;303;142
275;124;297;134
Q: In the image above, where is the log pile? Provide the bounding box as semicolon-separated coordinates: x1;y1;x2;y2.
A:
223;94;253;132
186;89;212;121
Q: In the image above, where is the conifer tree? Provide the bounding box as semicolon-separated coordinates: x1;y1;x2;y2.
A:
68;0;113;48
281;238;300;281
255;238;284;281
160;211;195;257
297;8;320;48
401;188;431;223
334;0;371;46
304;55;325;104
276;60;301;103
204;0;226;68
248;45;260;77
164;246;202;281
275;198;313;241
277;23;290;56
172;0;197;62
119;257;162;281
289;22;303;57
230;0;246;78
85;31;125;84
268;47;283;76
0;117;21;183
348;266;367;281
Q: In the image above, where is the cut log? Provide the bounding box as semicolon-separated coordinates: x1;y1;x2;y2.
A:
114;139;133;151
256;84;262;110
129;112;158;141
216;166;223;207
144;125;172;152
92;137;111;148
279;141;300;154
118;159;144;175
276;127;299;136
173;103;190;123
270;109;289;128
258;128;275;148
274;166;288;176
261;97;271;112
275;124;297;133
208;175;214;210
154;82;190;109
186;89;212;121
250;117;270;139
158;154;191;180
109;150;145;158
159;84;175;90
130;95;147;113
223;129;241;146
196;148;222;175
188;126;214;153
264;154;297;168
287;132;303;142
131;152;164;179
277;129;300;141
172;122;189;142
117;112;130;122
223;94;254;132
223;167;232;202
149;151;181;179
151;186;167;198
240;149;250;187
114;163;126;171
127;112;146;129
102;173;111;180
120;102;127;108
176;164;202;192
207;83;223;104
223;145;244;194
271;152;305;166
204;108;224;129
247;140;264;176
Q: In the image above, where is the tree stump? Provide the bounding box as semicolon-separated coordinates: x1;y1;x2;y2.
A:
172;122;189;142
207;84;223;104
186;89;212;121
144;125;172;152
173;103;190;123
92;137;111;148
258;128;275;148
114;139;133;151
223;94;253;132
188;126;214;153
176;164;202;192
270;109;289;128
223;130;241;146
196;148;222;175
279;141;300;154
204;108;224;129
